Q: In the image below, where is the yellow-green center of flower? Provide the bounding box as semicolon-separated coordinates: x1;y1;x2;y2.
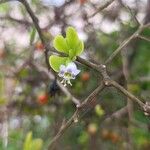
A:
64;72;72;78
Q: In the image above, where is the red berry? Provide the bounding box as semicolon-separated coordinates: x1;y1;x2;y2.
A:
81;72;90;81
38;94;48;105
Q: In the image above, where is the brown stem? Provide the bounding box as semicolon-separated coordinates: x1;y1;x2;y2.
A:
21;0;51;70
89;0;115;18
105;23;150;65
48;83;105;149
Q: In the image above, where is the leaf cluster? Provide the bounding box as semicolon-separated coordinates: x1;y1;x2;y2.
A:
49;27;84;72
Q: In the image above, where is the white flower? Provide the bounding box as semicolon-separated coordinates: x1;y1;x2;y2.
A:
58;62;80;86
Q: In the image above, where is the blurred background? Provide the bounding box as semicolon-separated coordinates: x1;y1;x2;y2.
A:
0;0;150;149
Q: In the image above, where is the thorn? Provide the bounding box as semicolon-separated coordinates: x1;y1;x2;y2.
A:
76;104;80;108
102;65;106;69
74;118;78;123
135;33;139;37
144;112;149;116
104;81;109;86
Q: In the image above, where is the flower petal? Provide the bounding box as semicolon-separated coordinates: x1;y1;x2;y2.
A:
66;62;77;71
60;65;66;72
59;65;66;77
73;69;80;76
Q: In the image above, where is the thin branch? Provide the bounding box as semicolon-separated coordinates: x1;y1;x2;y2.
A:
125;5;140;25
121;48;133;121
48;109;78;150
0;15;32;26
89;0;115;18
79;84;105;108
20;0;51;70
131;76;150;83
138;35;150;42
48;83;105;149
119;0;140;25
109;80;144;108
104;106;127;122
105;23;150;65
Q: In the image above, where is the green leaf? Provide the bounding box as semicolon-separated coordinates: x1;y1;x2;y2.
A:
49;55;68;72
30;139;43;150
23;132;43;150
23;132;32;150
66;27;79;50
52;26;84;66
69;49;76;60
66;27;84;57
76;40;84;55
53;35;69;54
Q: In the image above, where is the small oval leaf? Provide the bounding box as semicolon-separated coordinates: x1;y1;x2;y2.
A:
53;35;69;54
76;40;84;55
49;55;68;72
66;27;79;49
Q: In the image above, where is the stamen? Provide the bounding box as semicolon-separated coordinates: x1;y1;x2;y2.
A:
61;79;64;84
67;80;72;86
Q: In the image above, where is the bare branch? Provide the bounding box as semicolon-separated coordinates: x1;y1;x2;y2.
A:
89;0;115;18
0;15;32;26
20;0;51;70
48;83;105;149
105;23;150;65
109;80;144;108
138;35;150;42
119;0;140;25
104;106;127;122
